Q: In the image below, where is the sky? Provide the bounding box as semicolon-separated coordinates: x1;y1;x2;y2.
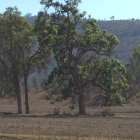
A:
0;0;140;20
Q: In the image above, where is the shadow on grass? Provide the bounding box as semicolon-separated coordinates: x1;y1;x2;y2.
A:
0;112;96;119
0;110;140;119
0;136;22;140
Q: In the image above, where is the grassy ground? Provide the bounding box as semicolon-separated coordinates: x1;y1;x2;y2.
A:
0;134;136;140
0;92;140;140
0;113;140;140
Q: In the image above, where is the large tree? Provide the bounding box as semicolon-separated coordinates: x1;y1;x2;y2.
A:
0;7;51;114
39;0;127;114
0;7;37;113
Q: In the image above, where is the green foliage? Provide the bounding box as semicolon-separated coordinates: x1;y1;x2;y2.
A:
0;64;14;97
0;6;51;95
38;0;127;111
127;44;140;94
97;59;127;105
0;7;35;96
69;103;75;110
101;109;115;117
77;58;127;106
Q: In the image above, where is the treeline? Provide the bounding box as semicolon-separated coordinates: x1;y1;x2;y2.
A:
0;0;139;115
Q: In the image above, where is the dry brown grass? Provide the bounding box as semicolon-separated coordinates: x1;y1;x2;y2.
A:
0;92;140;140
0;133;136;140
0;114;140;139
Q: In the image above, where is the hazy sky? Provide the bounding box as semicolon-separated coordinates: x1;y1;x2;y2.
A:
0;0;140;20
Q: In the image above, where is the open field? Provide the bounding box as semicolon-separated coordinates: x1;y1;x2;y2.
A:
0;114;140;140
0;92;140;140
0;134;137;140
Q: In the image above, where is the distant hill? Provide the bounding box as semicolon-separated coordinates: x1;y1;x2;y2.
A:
98;19;140;63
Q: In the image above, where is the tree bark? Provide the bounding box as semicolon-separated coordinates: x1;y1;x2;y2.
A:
78;94;86;115
24;74;30;114
13;67;22;114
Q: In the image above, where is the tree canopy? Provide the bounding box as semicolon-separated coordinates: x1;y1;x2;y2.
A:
0;1;130;115
38;0;127;114
0;7;51;114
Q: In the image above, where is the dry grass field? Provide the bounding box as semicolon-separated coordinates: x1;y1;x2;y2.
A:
0;91;140;140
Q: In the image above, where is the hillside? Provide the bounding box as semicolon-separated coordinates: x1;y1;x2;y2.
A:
98;19;140;63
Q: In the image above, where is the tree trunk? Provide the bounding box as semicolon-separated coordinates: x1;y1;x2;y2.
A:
24;75;30;114
13;68;22;114
78;94;86;115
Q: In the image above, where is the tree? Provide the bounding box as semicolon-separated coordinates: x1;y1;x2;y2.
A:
0;7;37;113
110;16;115;21
39;0;127;114
94;58;127;106
0;7;52;114
127;45;140;90
0;7;24;113
22;44;50;114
